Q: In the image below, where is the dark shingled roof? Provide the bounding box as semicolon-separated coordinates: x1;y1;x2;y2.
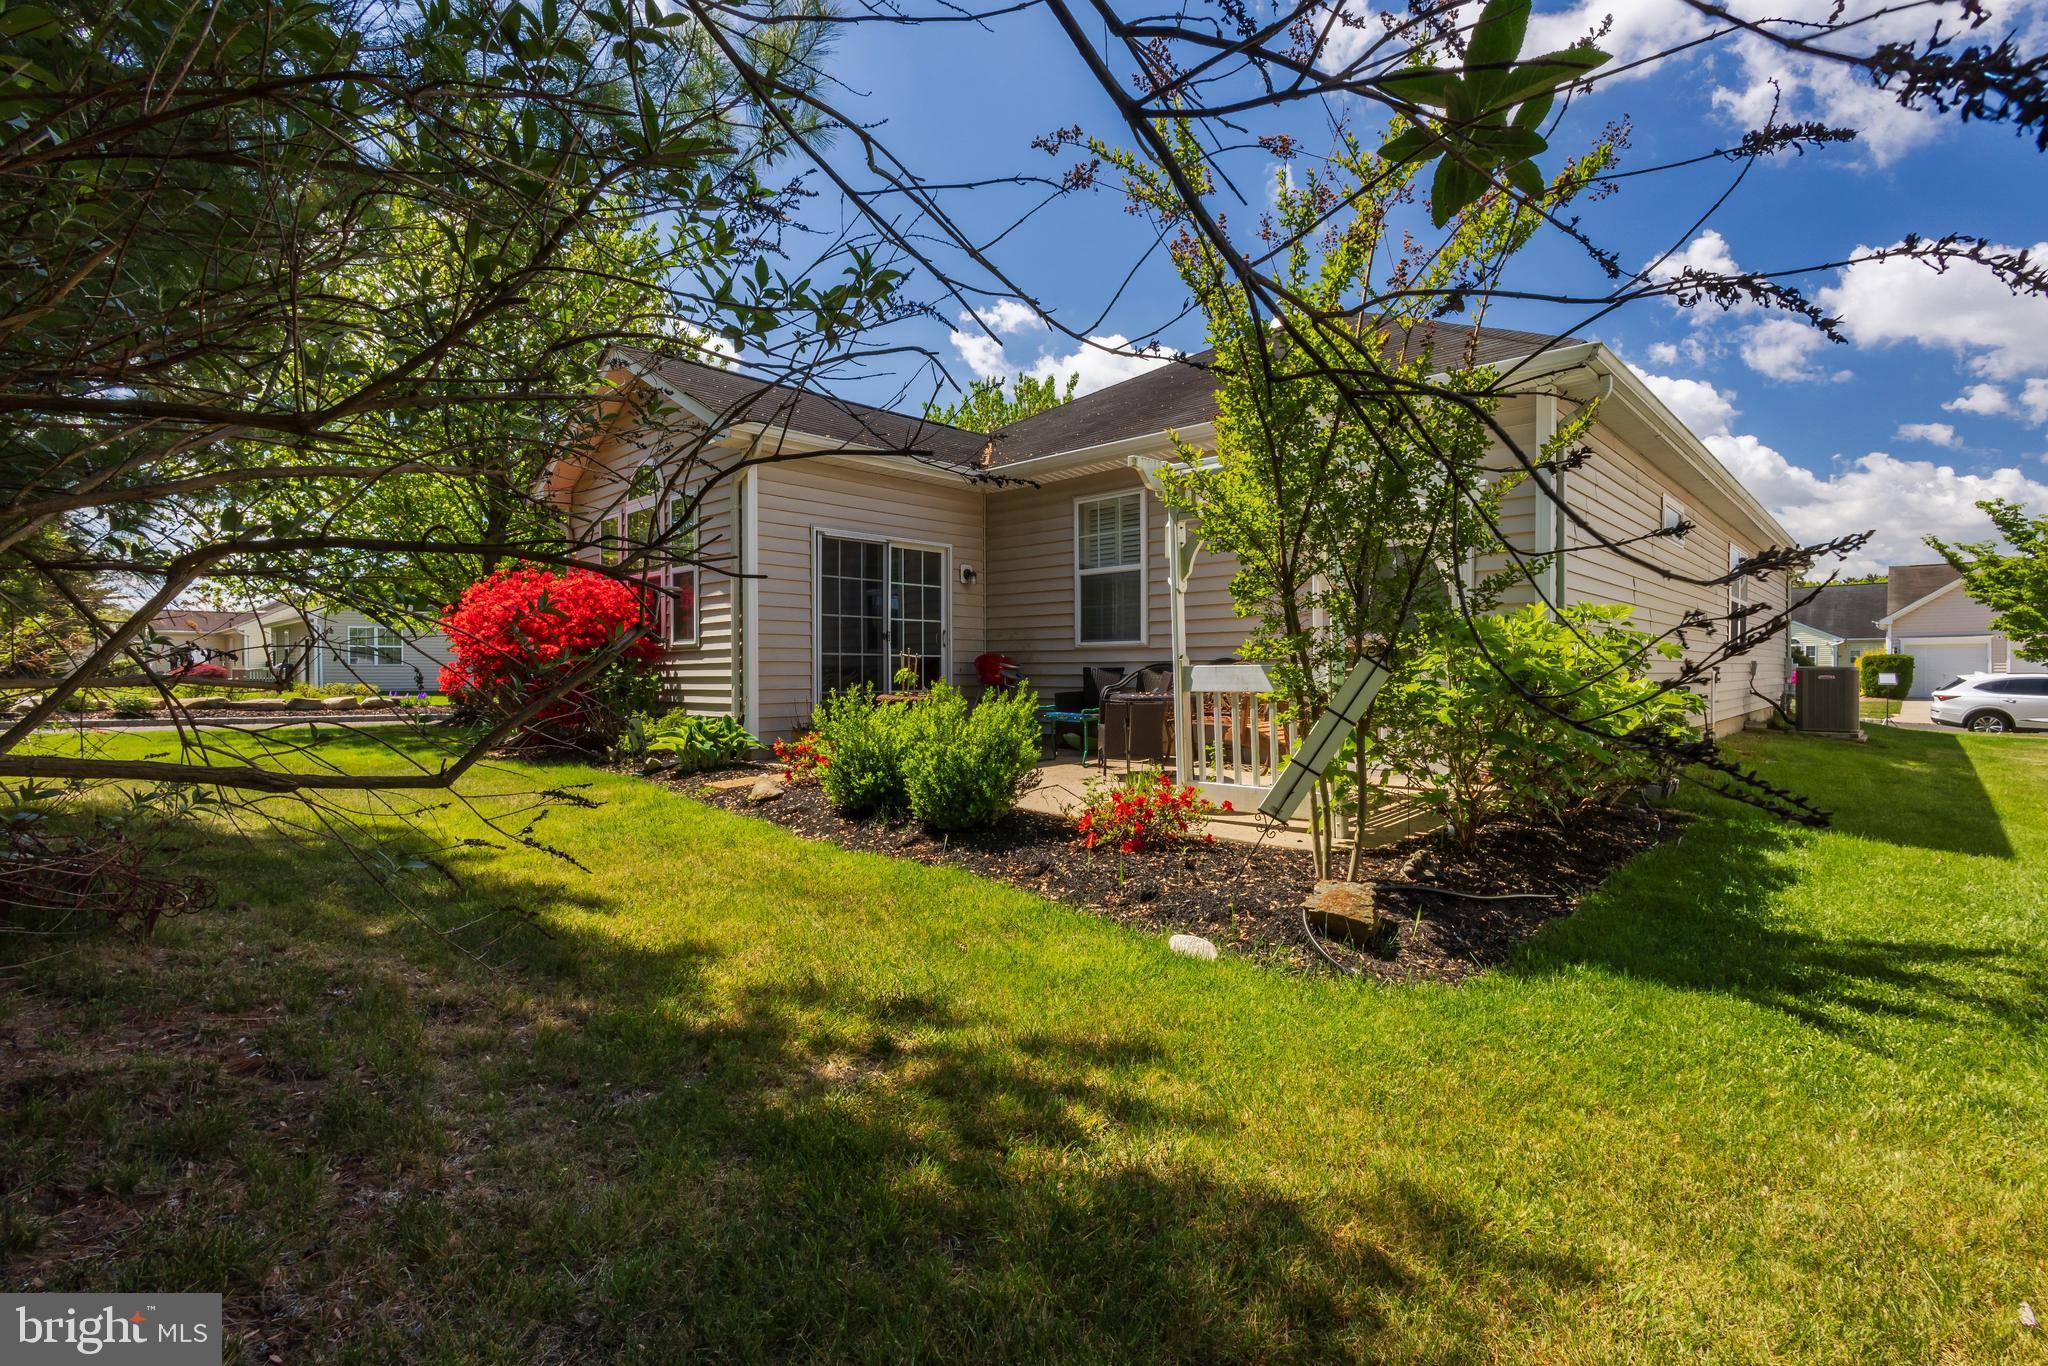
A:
615;322;1576;472
1886;562;1962;618
989;321;1575;462
1795;582;1888;640
617;347;990;469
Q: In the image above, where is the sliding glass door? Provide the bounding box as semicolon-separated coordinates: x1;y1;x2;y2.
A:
818;535;946;695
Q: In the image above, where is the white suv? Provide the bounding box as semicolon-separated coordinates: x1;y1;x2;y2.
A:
1928;673;2048;733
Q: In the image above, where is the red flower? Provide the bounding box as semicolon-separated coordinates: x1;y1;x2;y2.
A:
439;565;661;736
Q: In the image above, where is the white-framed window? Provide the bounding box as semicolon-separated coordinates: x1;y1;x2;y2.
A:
1075;491;1146;645
597;513;625;565
665;495;698;647
347;624;402;665
600;464;699;648
1661;496;1688;539
1728;541;1753;617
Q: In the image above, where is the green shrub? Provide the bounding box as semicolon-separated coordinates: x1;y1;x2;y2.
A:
1858;652;1913;700
285;682;380;699
813;685;917;816
644;712;758;773
904;684;1041;830
109;693;154;718
1371;604;1702;849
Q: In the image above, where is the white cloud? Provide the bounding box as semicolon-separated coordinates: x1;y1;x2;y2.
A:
1638;366;2048;575
2024;379;2048;425
1646;229;1741;285
948;328;1011;380
1313;2;1379;74
1817;241;2048;381
972;298;1045;335
1533;0;2048;163
1023;335;1177;395
1634;367;1737;437
1739;317;1846;382
1894;421;1959;447
1526;0;1712;73
1944;383;2012;417
948;304;1176;395
1710;440;2048;574
1646;341;1680;365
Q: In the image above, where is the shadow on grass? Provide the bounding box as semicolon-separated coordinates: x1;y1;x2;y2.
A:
1512;802;2044;1048
1770;726;2015;859
4;803;1603;1360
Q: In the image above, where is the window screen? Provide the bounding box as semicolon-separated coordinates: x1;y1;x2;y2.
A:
1076;493;1143;644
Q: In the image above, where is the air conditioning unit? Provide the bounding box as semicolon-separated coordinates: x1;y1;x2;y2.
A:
1796;665;1861;738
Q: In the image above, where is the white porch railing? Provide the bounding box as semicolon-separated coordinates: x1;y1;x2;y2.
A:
1177;662;1292;808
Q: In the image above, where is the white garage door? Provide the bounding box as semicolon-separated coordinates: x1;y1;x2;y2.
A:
1902;641;1990;697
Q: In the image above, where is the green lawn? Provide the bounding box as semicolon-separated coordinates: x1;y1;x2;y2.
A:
4;727;2046;1360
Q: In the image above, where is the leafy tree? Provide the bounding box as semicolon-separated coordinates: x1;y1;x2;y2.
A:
1100;114;1613;875
0;0;901;791
924;372;1079;433
1928;500;2048;664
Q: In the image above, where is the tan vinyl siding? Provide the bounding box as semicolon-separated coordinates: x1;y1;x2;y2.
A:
752;457;987;740
984;463;1255;697
1889;584;1996;637
564;422;740;719
1553;422;1789;734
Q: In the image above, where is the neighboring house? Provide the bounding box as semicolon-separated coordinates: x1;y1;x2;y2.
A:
150;608;259;668
1789;582;1887;666
1877;562;2044;697
148;602;452;693
542;329;1792;802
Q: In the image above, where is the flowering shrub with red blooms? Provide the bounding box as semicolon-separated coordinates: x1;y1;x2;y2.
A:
1074;770;1225;854
169;661;229;680
773;734;829;785
438;565;662;742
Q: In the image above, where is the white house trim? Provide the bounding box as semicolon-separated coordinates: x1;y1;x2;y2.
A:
1072;489;1148;648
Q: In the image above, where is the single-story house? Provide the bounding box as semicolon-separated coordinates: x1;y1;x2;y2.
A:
542;328;1792;804
1877;562;2043;697
1789;582;1887;666
147;602;452;693
150;608;260;667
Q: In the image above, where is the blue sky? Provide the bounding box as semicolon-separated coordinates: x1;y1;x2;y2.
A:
784;1;2048;574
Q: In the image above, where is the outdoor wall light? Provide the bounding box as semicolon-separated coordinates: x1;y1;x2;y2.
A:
960;565;977;585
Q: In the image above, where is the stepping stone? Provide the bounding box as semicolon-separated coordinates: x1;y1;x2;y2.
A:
1168;933;1217;961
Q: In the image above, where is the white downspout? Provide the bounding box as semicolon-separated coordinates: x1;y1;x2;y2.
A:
1531;394;1560;611
740;464;762;736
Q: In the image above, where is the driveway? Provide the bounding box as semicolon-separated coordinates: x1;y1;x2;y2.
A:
1868;700;1937;730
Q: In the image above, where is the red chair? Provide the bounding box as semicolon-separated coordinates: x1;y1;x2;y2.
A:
974;652;1020;688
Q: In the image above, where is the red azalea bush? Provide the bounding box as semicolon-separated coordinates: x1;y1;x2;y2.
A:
169;661;229;681
439;565;663;744
1074;770;1224;854
773;734;828;785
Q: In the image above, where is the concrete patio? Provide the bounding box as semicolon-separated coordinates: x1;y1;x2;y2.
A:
1015;752;1438;852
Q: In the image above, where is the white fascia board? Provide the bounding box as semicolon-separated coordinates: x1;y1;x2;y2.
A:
1548;343;1795;551
997;423;1216;482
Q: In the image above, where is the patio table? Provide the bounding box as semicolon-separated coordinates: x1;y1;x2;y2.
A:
1037;706;1099;762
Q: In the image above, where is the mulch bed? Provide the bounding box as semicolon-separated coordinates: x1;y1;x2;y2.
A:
669;765;1684;983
